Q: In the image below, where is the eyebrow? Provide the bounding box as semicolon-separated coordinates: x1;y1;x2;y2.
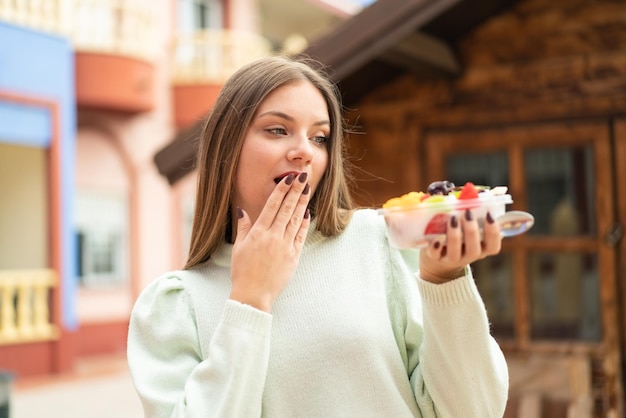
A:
257;110;330;127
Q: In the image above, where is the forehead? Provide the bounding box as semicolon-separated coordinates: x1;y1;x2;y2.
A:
256;80;328;114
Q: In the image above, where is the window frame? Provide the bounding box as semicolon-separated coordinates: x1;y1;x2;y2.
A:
424;121;618;355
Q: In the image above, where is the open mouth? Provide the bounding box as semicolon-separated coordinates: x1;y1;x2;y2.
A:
273;172;300;184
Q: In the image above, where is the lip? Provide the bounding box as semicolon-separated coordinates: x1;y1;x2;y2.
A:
273;171;301;184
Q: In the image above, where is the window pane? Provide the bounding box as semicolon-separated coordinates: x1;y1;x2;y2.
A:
524;147;595;236
472;253;515;339
445;152;509;189
529;252;601;341
177;0;222;34
75;190;129;287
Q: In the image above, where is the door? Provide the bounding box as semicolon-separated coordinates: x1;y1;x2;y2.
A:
424;121;624;417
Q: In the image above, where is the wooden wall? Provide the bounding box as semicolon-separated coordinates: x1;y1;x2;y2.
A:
346;0;626;205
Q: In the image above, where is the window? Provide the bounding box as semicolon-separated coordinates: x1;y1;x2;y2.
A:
426;122;613;345
524;146;601;341
75;190;129;287
177;0;222;34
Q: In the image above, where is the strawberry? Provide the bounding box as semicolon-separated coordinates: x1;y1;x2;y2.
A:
424;213;448;235
458;182;479;200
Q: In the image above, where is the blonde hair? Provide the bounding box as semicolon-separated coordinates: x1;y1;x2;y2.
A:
185;55;355;269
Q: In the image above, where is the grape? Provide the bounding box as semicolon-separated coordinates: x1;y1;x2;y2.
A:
427;180;456;195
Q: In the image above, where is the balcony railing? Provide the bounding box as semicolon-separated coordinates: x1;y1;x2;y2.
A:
0;269;59;345
0;0;157;59
173;29;273;85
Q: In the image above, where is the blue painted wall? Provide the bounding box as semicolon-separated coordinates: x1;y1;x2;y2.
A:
0;21;78;330
0;101;52;147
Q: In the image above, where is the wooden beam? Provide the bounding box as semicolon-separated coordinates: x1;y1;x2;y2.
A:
304;0;462;81
380;31;461;75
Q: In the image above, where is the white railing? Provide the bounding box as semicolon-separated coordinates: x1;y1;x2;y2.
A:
0;0;62;33
173;29;273;84
0;0;157;59
0;269;59;345
1;1;278;83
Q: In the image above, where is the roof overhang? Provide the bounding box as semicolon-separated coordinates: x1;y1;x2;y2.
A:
154;121;202;185
303;0;516;105
304;0;463;82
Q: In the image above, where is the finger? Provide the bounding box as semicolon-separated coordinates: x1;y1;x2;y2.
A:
482;211;502;255
272;172;310;231
284;182;311;241
444;214;462;261
461;209;481;260
424;239;443;260
293;208;311;250
255;173;297;228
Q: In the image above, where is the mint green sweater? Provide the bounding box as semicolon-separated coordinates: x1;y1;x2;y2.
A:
127;209;508;417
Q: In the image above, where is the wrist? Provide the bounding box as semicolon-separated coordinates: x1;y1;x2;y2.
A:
229;289;274;313
420;265;468;284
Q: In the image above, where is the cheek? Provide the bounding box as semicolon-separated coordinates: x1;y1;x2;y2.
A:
237;139;268;179
319;147;330;172
311;150;330;190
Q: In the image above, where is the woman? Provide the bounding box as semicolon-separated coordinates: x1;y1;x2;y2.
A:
127;55;509;417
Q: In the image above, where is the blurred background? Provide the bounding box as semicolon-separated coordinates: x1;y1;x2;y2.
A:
0;0;625;417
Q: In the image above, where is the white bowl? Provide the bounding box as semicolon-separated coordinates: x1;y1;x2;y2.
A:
377;194;513;249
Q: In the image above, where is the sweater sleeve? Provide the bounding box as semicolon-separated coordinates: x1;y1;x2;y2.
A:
127;274;273;418
407;270;509;418
386;244;508;417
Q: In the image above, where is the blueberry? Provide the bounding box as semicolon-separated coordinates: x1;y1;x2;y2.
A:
427;180;456;195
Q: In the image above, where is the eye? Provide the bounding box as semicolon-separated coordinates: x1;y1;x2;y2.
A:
266;127;287;136
311;135;329;146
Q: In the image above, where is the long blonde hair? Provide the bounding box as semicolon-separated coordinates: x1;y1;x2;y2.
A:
185;56;354;269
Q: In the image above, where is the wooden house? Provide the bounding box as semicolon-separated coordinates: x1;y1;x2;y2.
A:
155;0;626;416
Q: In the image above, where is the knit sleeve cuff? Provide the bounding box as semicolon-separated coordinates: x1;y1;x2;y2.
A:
222;299;273;336
416;269;482;307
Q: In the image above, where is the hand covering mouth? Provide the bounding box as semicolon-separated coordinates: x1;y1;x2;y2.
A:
273;172;300;184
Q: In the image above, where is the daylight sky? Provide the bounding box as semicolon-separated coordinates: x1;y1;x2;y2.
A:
319;0;377;15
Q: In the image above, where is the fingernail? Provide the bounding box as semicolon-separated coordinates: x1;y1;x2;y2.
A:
433;241;440;249
303;184;310;195
298;172;308;183
451;215;458;228
486;211;494;224
465;209;473;221
304;208;310;219
285;173;295;185
237;207;244;219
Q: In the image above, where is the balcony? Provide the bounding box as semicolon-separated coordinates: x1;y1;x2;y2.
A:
0;0;158;113
171;29;273;129
0;269;58;345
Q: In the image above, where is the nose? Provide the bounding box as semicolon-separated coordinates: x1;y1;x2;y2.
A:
287;133;314;163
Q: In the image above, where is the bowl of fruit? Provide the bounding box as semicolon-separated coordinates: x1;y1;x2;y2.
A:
378;180;534;249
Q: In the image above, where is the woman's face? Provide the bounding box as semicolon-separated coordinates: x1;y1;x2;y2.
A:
234;80;330;224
